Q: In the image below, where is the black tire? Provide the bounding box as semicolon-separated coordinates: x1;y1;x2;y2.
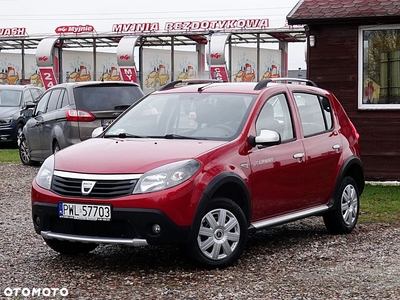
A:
43;238;98;255
13;123;23;148
323;176;360;234
53;140;60;153
186;197;248;269
19;134;38;166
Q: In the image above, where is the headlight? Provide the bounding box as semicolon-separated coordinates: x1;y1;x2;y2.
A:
0;118;12;125
35;155;54;190
133;159;200;194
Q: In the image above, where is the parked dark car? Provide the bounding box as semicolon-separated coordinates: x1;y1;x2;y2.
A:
0;84;43;147
19;81;144;165
31;78;364;268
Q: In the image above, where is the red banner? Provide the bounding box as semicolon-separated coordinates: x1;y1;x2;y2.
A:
210;66;229;82
39;67;57;90
119;67;137;83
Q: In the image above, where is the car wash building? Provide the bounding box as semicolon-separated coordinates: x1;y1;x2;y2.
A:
0;19;306;96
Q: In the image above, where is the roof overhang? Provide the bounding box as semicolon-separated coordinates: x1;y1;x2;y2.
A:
0;27;306;51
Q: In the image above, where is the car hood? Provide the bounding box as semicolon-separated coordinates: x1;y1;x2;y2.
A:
54;137;227;174
0;107;19;118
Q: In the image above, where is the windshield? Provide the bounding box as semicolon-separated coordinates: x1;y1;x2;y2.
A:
105;92;256;140
0;90;22;107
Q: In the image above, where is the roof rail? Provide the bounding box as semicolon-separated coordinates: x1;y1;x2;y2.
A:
253;79;272;90
270;78;318;87
158;79;222;91
253;77;318;90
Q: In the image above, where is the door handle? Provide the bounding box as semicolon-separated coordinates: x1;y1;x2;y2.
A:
293;152;305;162
332;144;341;150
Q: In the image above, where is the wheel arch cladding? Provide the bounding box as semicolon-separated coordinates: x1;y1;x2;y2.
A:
194;172;252;227
331;156;365;208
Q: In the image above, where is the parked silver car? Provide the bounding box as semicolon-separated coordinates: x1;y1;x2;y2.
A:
19;81;144;165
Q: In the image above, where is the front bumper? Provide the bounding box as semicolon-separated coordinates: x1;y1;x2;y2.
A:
0;126;13;142
32;202;192;246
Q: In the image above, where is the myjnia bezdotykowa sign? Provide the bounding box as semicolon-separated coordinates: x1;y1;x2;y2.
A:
112;19;269;33
0;19;269;37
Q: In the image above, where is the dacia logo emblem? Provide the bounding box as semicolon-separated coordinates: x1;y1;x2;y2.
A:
81;181;96;195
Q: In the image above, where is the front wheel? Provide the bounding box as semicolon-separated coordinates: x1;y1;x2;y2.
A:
13;123;23;148
53;140;60;153
186;197;248;269
19;134;38;166
323;176;360;234
43;238;98;255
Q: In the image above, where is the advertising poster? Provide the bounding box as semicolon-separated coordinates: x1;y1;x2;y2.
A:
62;50;94;83
231;46;282;82
97;52;120;82
259;48;282;80
231;46;257;82
0;52;41;86
174;50;198;81
143;48;171;94
62;50;120;83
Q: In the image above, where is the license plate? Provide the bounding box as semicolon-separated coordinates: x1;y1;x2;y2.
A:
58;203;111;221
101;119;114;127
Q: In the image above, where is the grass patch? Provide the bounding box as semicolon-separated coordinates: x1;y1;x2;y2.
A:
0;148;19;163
360;184;400;225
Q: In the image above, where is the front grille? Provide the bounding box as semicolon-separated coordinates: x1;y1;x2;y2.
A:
49;217;137;238
51;175;138;198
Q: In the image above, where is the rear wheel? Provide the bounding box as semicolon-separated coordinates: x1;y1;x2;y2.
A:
43;238;98;255
186;197;247;269
323;176;360;234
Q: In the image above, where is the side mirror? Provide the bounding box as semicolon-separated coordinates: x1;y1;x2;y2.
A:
249;129;281;148
92;127;104;138
25;101;36;109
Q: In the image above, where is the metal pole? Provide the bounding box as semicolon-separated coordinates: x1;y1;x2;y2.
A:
208;31;214;79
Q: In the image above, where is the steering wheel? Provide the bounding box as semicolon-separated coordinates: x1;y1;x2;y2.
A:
211;124;236;135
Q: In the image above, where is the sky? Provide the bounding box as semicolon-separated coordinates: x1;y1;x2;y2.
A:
0;0;306;69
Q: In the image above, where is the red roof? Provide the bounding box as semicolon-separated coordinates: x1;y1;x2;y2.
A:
287;0;400;24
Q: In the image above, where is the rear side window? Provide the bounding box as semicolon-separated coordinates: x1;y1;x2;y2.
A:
294;93;333;137
73;85;144;111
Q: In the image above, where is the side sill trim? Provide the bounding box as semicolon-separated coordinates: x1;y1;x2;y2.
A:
250;205;329;230
41;231;148;246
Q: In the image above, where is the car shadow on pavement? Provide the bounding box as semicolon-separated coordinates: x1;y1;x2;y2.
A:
38;217;333;272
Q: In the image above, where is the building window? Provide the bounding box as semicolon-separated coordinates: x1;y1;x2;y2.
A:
359;25;400;110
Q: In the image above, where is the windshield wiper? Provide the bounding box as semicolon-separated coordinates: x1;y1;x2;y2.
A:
164;133;204;140
114;105;130;110
104;132;149;138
